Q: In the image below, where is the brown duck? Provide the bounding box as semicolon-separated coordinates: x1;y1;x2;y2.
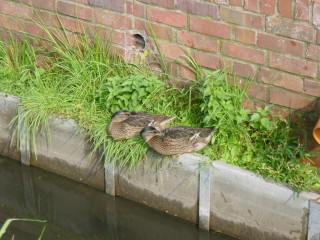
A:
140;125;214;155
108;110;175;140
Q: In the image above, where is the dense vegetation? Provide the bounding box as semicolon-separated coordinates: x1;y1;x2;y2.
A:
0;26;319;192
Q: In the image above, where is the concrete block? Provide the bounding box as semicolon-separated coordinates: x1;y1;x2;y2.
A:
0;92;20;161
210;161;320;240
18;109;30;165
105;160;115;196
199;164;210;230
30;118;105;190
116;153;201;223
308;199;320;240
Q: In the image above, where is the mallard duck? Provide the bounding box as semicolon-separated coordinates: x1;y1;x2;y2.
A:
108;110;176;140
140;125;214;155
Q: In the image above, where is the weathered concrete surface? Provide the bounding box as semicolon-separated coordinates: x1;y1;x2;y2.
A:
210;161;320;240
0;92;20;160
308;199;320;240
116;153;201;223
30;118;105;190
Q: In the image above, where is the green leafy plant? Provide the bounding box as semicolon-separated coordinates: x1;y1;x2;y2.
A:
96;74;165;113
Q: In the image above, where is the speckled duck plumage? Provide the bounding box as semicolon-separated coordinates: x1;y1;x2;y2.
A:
108;110;176;140
140;125;214;155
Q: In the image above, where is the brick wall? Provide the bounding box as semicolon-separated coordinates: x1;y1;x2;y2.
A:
0;0;320;147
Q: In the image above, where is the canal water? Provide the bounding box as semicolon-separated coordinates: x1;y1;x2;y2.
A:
0;155;237;240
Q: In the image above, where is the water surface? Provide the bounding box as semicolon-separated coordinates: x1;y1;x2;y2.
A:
0;155;237;240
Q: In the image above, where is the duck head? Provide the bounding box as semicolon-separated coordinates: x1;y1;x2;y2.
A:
140;126;160;142
110;110;131;122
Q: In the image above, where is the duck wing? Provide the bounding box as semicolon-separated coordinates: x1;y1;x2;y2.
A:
164;126;213;140
126;111;175;128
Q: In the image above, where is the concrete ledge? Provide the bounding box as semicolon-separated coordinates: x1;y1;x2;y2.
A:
210;161;319;240
0;92;320;239
116;153;200;223
0;93;20;160
30;118;105;190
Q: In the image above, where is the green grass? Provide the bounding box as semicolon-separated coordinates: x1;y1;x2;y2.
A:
0;218;47;239
0;23;319;192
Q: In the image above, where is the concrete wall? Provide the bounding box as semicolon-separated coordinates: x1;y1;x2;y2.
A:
0;93;21;160
30;118;105;190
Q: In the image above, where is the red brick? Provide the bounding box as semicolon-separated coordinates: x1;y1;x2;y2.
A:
177;30;218;53
229;0;243;6
266;17;314;42
127;1;145;18
295;0;309;21
220;6;264;29
269;52;316;78
135;20;173;41
258;68;303;92
104;29;126;45
25;22;44;37
248;82;267;100
95;9;133;29
214;0;228;3
176;0;219;19
88;0;125;12
313;1;320;25
270;88;315;112
257;33;304;57
235;27;256;45
190;16;231;39
261;0;275;15
147;6;187;28
222;42;265;64
9;0;31;4
0;15;25;32
304;79;320;97
57;1;93;21
34;10;59;27
158;40;184;60
194;51;221;70
234;62;256;79
0;1;34;19
180;65;196;80
59;15;92;33
279;0;294;18
306;44;320;61
242;98;255;111
244;0;259;13
31;0;56;10
317;30;320;44
69;0;88;4
139;0;174;9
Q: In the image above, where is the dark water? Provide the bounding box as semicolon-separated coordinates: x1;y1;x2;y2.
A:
0;156;237;240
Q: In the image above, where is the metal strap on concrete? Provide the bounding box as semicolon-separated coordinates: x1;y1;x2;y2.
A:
308;198;320;240
199;164;211;230
104;155;115;196
19;109;30;165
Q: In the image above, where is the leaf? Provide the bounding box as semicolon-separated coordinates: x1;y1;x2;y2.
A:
250;113;260;122
260;117;274;131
